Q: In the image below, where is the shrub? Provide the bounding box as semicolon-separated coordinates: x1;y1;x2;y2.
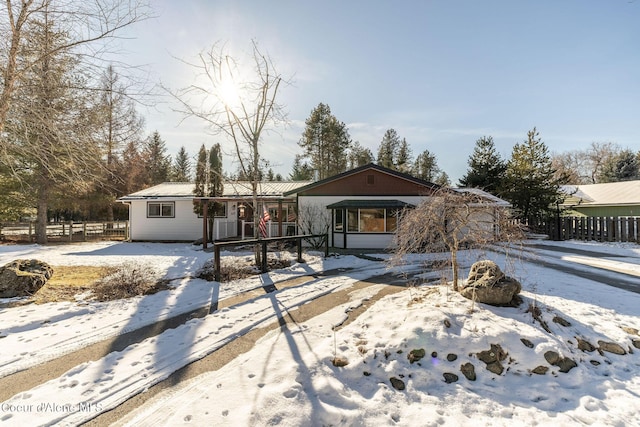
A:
92;263;166;301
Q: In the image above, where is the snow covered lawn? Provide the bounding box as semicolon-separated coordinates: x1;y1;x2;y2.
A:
1;240;639;426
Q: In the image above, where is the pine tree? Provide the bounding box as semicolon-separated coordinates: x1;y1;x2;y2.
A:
172;146;191;182
600;149;639;182
347;141;374;169
501;128;562;221
396;138;413;174
193;144;207;216
298;103;351;180
290;155;314;181
413;149;441;182
207;143;224;240
142;131;171;186
458;136;506;193
5;11;100;243
377;129;401;169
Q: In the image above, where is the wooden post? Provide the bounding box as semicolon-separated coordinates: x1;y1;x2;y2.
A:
202;200;208;250
277;199;283;237
297;237;303;263
69;221;73;242
261;241;268;273
324;233;329;257
125;221;130;241
83;222;87;241
29;222;33;242
214;244;221;282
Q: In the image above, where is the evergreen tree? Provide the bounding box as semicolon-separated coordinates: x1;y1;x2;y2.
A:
347;141;374;169
5;12;100;243
501;128;562;221
275;173;283;181
298;103;351;180
207;143;224;240
600;149;639;182
118;140;147;195
266;168;275;181
396;138;413;174
172;146;191;182
193;144;207;216
142;131;171;186
289;154;314;181
377;129;401;169
413;149;441;182
458;136;506;193
435;171;451;187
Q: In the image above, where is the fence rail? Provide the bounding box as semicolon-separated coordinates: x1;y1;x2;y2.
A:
0;221;129;243
541;216;640;242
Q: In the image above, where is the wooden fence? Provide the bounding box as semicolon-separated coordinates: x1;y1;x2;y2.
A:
543;216;640;242
0;221;129;243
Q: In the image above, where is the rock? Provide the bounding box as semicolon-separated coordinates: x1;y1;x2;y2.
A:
621;327;638;336
332;357;349;367
408;349;425;364
531;366;548;375
477;344;507;375
553;316;571;327
544;350;577;373
390;377;405;391
577;338;596;352
477;344;507;364
443;373;458;383
520;338;534;348
446;353;458;362
486;361;504;375
464;260;504;286
598;340;626;355
632;339;640;350
459;261;521;306
557;358;578;373
444;319;452;328
0;259;53;298
431;351;438;358
544;351;561;365
460;363;476;381
590;360;601;366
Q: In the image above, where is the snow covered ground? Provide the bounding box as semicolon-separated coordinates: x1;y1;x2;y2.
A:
0;240;639;426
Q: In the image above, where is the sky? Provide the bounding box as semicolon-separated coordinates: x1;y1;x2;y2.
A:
0;240;639;425
116;0;640;183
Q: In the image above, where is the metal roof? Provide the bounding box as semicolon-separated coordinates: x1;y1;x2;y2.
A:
118;181;313;201
560;181;640;206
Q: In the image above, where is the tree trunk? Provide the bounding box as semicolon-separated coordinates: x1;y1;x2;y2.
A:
36;182;49;245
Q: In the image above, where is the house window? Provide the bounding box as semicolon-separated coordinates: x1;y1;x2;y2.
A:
334;209;344;231
147;202;174;218
347;209;359;232
198;202;227;218
359;209;385;232
341;208;399;233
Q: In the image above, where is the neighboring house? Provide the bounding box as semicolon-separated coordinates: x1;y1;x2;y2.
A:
283;163;441;249
560;181;640;217
118;181;311;241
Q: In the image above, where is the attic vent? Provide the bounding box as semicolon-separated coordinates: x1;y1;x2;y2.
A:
366;174;375;185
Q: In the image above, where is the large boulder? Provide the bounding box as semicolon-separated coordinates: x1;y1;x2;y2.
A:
459;260;521;306
0;259;53;298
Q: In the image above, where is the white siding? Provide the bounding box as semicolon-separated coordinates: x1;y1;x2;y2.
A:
128;199;238;241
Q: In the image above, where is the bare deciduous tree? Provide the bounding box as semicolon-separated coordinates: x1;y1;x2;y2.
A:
390;187;525;291
297;203;331;249
171;40;289;263
0;0;150;146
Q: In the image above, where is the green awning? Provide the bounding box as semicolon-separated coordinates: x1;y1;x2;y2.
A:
326;200;414;209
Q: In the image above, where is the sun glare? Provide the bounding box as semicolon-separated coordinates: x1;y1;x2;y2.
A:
218;78;241;108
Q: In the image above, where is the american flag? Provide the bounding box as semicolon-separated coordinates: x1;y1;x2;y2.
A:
259;206;271;238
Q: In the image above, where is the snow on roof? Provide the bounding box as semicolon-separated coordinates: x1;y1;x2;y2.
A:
454;187;511;207
118;181;313;200
560;180;640;206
